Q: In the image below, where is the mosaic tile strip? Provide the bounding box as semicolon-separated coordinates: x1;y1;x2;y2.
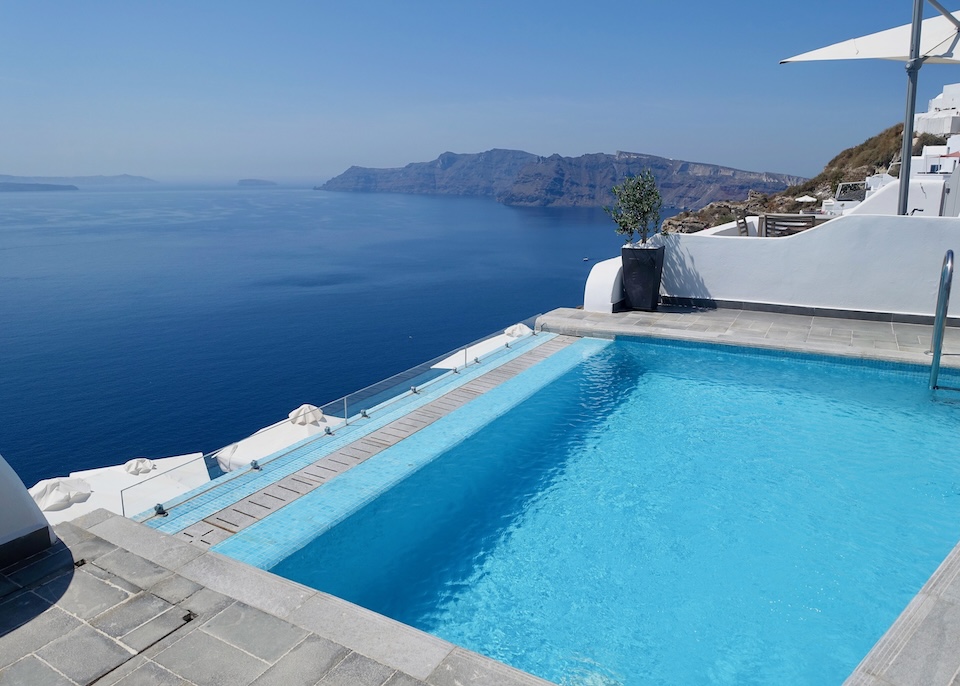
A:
144;334;574;541
185;335;575;548
213;336;611;569
141;332;555;533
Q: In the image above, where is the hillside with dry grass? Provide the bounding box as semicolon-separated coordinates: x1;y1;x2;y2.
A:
663;124;947;233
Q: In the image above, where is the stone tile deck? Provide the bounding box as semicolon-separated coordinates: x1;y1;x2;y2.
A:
537;306;960;369
0;510;550;686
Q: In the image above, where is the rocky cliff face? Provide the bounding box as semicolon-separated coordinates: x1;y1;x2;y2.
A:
321;149;803;211
322;149;539;198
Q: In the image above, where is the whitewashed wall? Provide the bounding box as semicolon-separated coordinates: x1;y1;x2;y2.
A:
0;454;54;561
847;177;945;217
585;215;960;316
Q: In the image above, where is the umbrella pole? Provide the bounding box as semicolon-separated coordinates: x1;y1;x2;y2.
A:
898;0;926;216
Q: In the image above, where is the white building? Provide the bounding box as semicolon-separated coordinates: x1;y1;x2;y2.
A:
915;83;960;136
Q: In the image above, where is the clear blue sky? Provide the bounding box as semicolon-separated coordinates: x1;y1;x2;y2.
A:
2;1;960;182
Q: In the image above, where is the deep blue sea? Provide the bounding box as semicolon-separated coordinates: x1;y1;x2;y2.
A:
0;187;636;487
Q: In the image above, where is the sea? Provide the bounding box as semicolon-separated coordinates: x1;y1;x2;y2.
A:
0;186;664;487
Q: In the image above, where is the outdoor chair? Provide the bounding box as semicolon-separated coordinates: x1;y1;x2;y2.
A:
762;213;817;237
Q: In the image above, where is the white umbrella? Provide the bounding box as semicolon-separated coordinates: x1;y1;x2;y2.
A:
782;1;960;215
288;403;325;425
782;10;960;64
504;322;533;338
28;477;92;512
795;195;818;203
123;457;155;475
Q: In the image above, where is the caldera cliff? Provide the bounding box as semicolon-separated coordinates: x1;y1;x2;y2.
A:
321;149;804;211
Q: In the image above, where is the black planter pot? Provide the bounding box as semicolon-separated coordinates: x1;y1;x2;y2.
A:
621;245;665;311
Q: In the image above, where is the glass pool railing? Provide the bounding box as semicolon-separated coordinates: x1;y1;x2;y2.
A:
120;315;542;519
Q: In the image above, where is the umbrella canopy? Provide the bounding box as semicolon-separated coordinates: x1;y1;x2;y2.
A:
28;477;92;512
123;457;155;475
781;1;960;215
781;11;960;64
288;403;325;425
795;195;818;203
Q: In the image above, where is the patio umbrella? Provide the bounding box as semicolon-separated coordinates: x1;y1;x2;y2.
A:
795;195;818;203
781;0;960;215
288;403;325;425
28;477;92;512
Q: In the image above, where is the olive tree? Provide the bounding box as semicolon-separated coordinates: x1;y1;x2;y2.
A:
604;170;663;245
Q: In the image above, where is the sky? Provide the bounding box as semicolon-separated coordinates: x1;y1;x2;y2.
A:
3;1;960;182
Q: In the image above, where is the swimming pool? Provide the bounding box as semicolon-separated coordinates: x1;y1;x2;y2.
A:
261;338;960;684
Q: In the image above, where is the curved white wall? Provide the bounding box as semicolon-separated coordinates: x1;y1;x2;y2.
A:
0;454;55;565
585;214;960;316
584;257;625;312
847;178;945;217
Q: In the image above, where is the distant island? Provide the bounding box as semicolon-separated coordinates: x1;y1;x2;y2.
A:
0;174;155;187
238;179;277;187
0;182;78;192
320;149;805;211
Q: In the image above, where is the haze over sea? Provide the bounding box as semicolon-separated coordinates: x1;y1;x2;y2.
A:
0;187;663;487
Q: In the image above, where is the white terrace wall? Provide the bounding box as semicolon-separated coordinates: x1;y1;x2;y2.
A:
0;454;55;566
585;215;960;316
663;214;960;316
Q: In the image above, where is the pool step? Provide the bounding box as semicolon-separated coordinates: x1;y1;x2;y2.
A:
174;334;578;548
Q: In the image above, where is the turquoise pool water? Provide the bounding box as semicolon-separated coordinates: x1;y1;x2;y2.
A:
268;339;960;685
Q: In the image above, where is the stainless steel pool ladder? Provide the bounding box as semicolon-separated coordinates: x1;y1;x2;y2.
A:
929;250;954;390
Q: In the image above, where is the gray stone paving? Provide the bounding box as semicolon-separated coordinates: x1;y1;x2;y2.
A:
537;306;960;368
0;512;552;686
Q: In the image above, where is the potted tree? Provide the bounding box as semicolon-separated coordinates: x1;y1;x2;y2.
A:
604;170;665;311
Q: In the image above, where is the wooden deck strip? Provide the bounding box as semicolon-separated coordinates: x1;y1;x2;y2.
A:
174;334;577;547
409;407;443;420
337;447;370;461
209;509;255;533
297;467;330;482
358;437;393;451
248;492;285;510
431;399;465;412
314;457;351;473
395;417;429;429
366;430;402;443
261;484;297;502
277;475;317;495
231;500;270;520
343;442;376;456
463;379;499;391
178;521;232;547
